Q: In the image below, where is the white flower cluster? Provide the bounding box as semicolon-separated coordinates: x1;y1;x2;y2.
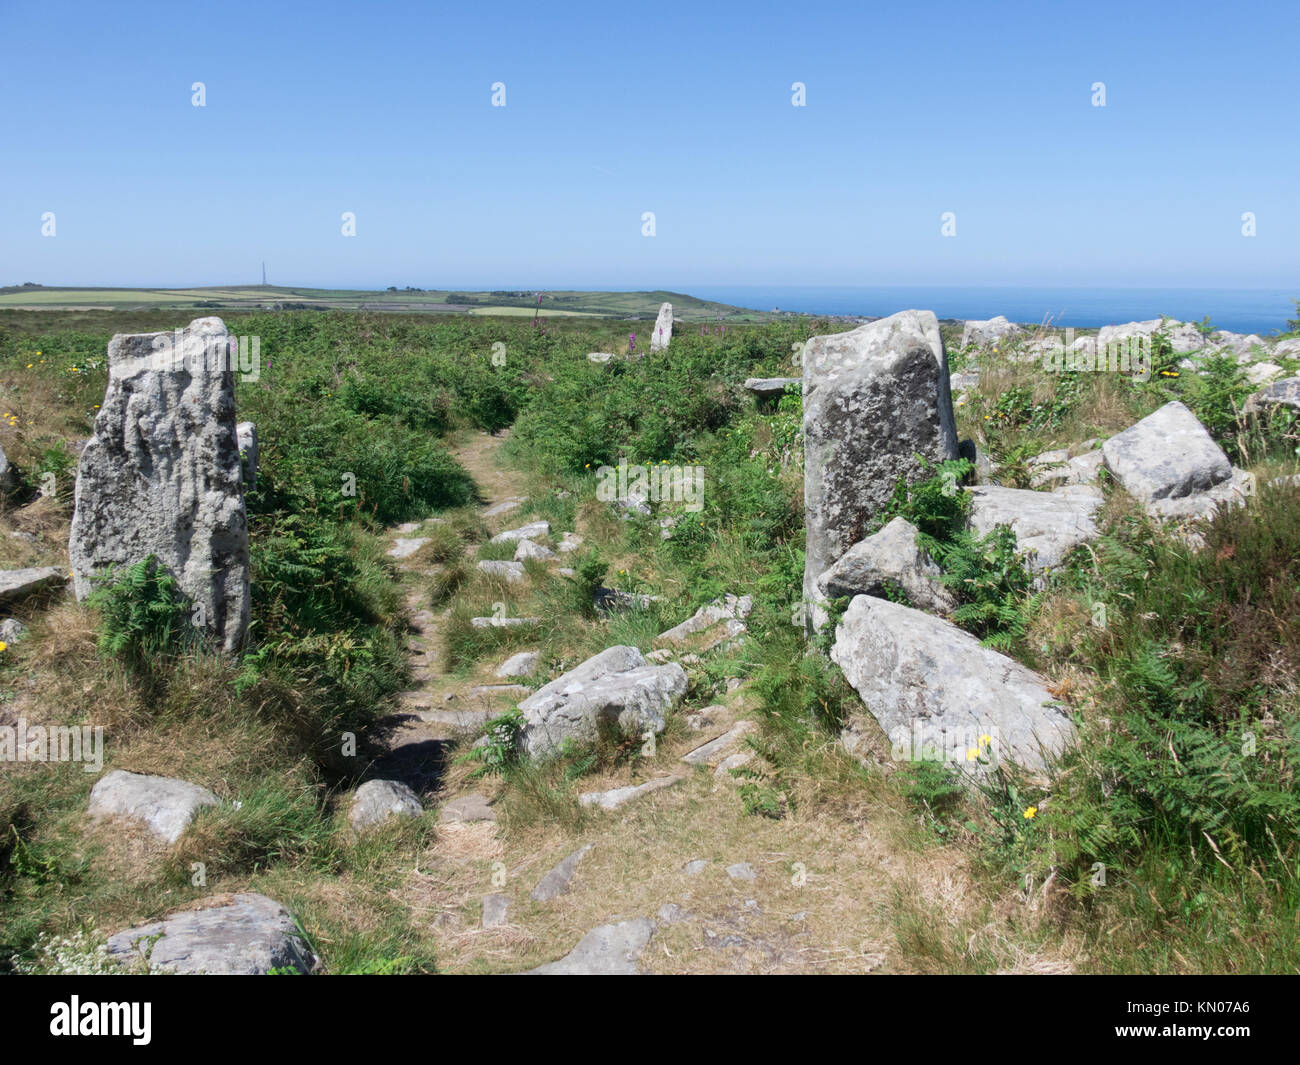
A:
12;928;117;975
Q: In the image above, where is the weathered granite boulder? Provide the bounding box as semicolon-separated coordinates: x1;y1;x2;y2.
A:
830;596;1074;773
1246;362;1285;386
1244;376;1300;416
106;893;318;974
655;594;753;650
960;316;1023;349
802;310;958;629
477;560;526;583
517;645;686;757
348;779;422;832
967;486;1102;573
1101;401;1234;517
0;566;66;606
525;917;655;975
68;317;249;652
87;769;219;844
815;516;955;613
743;377;801;399
514;539;557;562
490;520;550;544
650;302;673;352
495;650;539;678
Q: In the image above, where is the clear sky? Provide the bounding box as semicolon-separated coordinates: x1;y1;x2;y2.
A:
2;0;1297;291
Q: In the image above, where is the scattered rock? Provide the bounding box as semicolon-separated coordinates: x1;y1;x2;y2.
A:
87;769;219;844
467;683;530;698
525;917;655;975
387;538;429;559
1244;376;1300;416
967;485;1101;573
531;842;594;901
655;594;753;650
477;560;526;583
482;894;510;928
348;779;422;831
557;532;584;553
579;775;683;810
830;596;1075;773
645;648;675;665
470;615;539;629
483;497;526;518
587;352;616;363
815;516;954;613
802;310;959;629
681;721;755;767
0;618;27;643
726;862;757;881
657;902;687;924
490;520;550;544
713;751;754;778
518;646;687;757
960;316;1023;349
69;317;250;652
743;377;800;399
440;793;497;823
0;567;66;606
683;859;709;875
1246;362;1285;386
495;651;540;678
106;893;317;975
593;586;661;613
514;539;556;562
650;302;673;352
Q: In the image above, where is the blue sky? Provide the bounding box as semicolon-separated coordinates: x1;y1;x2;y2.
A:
2;0;1297;290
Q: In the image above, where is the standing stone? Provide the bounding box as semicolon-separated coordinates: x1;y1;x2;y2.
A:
802;310;958;629
651;302;673;352
68;318;249;652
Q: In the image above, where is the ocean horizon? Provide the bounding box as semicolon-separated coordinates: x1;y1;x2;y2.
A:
686;285;1298;335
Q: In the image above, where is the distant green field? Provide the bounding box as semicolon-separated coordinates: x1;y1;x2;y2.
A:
0;285;776;322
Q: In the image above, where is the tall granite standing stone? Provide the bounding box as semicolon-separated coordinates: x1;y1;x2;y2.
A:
801;310;958;629
650;302;673;352
69;317;250;651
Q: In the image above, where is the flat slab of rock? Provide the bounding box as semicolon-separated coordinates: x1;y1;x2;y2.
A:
518;646;686;757
387;538;429;559
967;485;1101;573
470;616;539;629
496;650;540;678
743;377;800;398
1101;401;1233;517
815;516;955;612
1244;376;1300;415
961;316;1023;348
514;539;556;562
349;779;422;831
490;521;550;544
802;310;959;628
681;721;755;767
0;566;66;605
477;560;526;583
525;917;655;975
531;842;594;901
483;497;526;518
69;317;250;652
650;302;673;352
726;862;757;881
587;352;616;364
579;775;683;810
830;596;1075;772
88;769;218;843
482;894;510;928
106;893;317;975
655;594;753;650
440;792;497;823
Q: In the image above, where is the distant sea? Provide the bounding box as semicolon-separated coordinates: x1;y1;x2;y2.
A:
688;286;1298;335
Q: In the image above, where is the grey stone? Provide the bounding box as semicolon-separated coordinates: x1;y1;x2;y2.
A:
1244;376;1300;416
802;310;958;629
815;516;955;613
87;769;219;844
531;842;594;901
1246;362;1284;386
556;532;584;553
683;859;709;875
495;651;540;678
69;317;249;652
0;618;27;643
348;779;422;831
650;302;673;352
440;793;497;823
525;917;655;975
0;443;15;496
0;566;66;605
967;485;1101;573
470;615;539;629
1101;401;1233;516
483;497;525;518
725;862;757;881
578;775;682;810
518;646;687;757
830;596;1075;772
587;352;616;364
514;539;557;562
106;893;317;975
743;377;800;399
655;594;753;649
657;902;686;924
387;537;429;559
482;894;510;928
960;316;1023;349
236;421;257;489
713;751;754;778
681;721;756;767
490;521;550;544
477;560;526;583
